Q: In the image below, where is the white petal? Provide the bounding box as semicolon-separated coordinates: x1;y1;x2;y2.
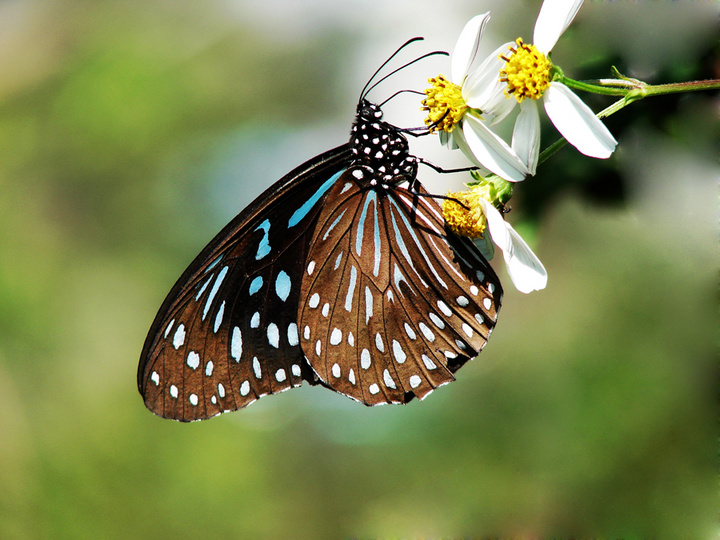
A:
543;82;617;158
451;13;491;84
458;116;529;182
480;198;512;252
472;234;495;261
533;0;585;53
440;130;462;151
480;200;548;294
512;100;541;175
463;42;513;109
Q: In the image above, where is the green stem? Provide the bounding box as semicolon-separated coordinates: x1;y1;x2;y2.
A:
560;75;720;99
537;75;720;166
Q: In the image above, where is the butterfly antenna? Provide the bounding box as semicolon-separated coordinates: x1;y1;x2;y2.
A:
360;37;425;100
362;50;449;100
378;89;425;108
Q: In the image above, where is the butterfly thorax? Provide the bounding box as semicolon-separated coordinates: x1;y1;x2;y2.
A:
349;99;418;188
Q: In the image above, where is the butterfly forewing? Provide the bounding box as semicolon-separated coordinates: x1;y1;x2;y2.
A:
299;172;503;406
139;146;351;421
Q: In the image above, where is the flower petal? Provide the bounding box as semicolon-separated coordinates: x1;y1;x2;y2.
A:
533;0;585;53
512;100;541;175
439;130;459;150
480;200;548;294
543;82;617;158
451;13;491;84
463;42;513;109
459;115;529;182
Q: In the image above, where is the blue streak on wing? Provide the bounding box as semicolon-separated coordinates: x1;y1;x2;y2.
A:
255;220;271;260
372;198;381;277
356;191;377;257
288;169;346;228
388;198;448;289
322;209;348;241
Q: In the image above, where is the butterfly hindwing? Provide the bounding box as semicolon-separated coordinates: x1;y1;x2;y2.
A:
138;146;351;421
299;170;502;406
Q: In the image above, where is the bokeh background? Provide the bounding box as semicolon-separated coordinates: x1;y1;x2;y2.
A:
0;0;716;538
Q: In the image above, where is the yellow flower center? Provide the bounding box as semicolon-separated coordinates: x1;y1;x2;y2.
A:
442;189;488;239
421;75;467;133
499;38;551;102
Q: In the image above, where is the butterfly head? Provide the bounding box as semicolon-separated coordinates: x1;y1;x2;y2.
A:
350;99;417;187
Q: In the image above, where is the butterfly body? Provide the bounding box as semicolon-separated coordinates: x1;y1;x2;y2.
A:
139;99;502;421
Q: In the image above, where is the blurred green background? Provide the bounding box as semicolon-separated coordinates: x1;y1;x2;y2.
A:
0;0;716;538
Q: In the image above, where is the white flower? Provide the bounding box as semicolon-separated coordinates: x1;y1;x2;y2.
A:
442;184;547;294
422;13;530;182
495;0;618;173
478;199;547;294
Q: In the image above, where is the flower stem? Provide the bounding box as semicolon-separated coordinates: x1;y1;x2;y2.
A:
537;75;720;166
561;74;720;100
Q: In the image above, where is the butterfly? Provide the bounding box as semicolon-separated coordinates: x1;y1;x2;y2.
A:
138;41;503;421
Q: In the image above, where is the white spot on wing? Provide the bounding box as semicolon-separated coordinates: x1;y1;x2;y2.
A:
267;323;280;348
172;324;186;349
231;327;242;361
218;383;225;398
287;323;299;346
410;375;422;388
419;322;435;342
422;355;437;370
462;323;473;338
253;357;261;379
392;340;406;364
365;286;373;323
250;312;260;328
276;369;286;382
403;323;417;340
349;368;356;385
369;383;380;395
361;349;371;369
375;333;385;352
330;328;342;345
437;300;452;317
344;265;357;312
383;369;396;389
291;364;301;377
164;319;175;338
189;394;199;406
483;298;492;310
309;293;320;308
213;301;225;333
331;363;341;378
205;360;213;376
170;385;179;398
429;312;445;329
187;351;200;370
151;371;160;386
240;380;250;396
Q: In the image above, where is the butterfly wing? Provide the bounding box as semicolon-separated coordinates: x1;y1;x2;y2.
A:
138;145;351;421
299;173;503;406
